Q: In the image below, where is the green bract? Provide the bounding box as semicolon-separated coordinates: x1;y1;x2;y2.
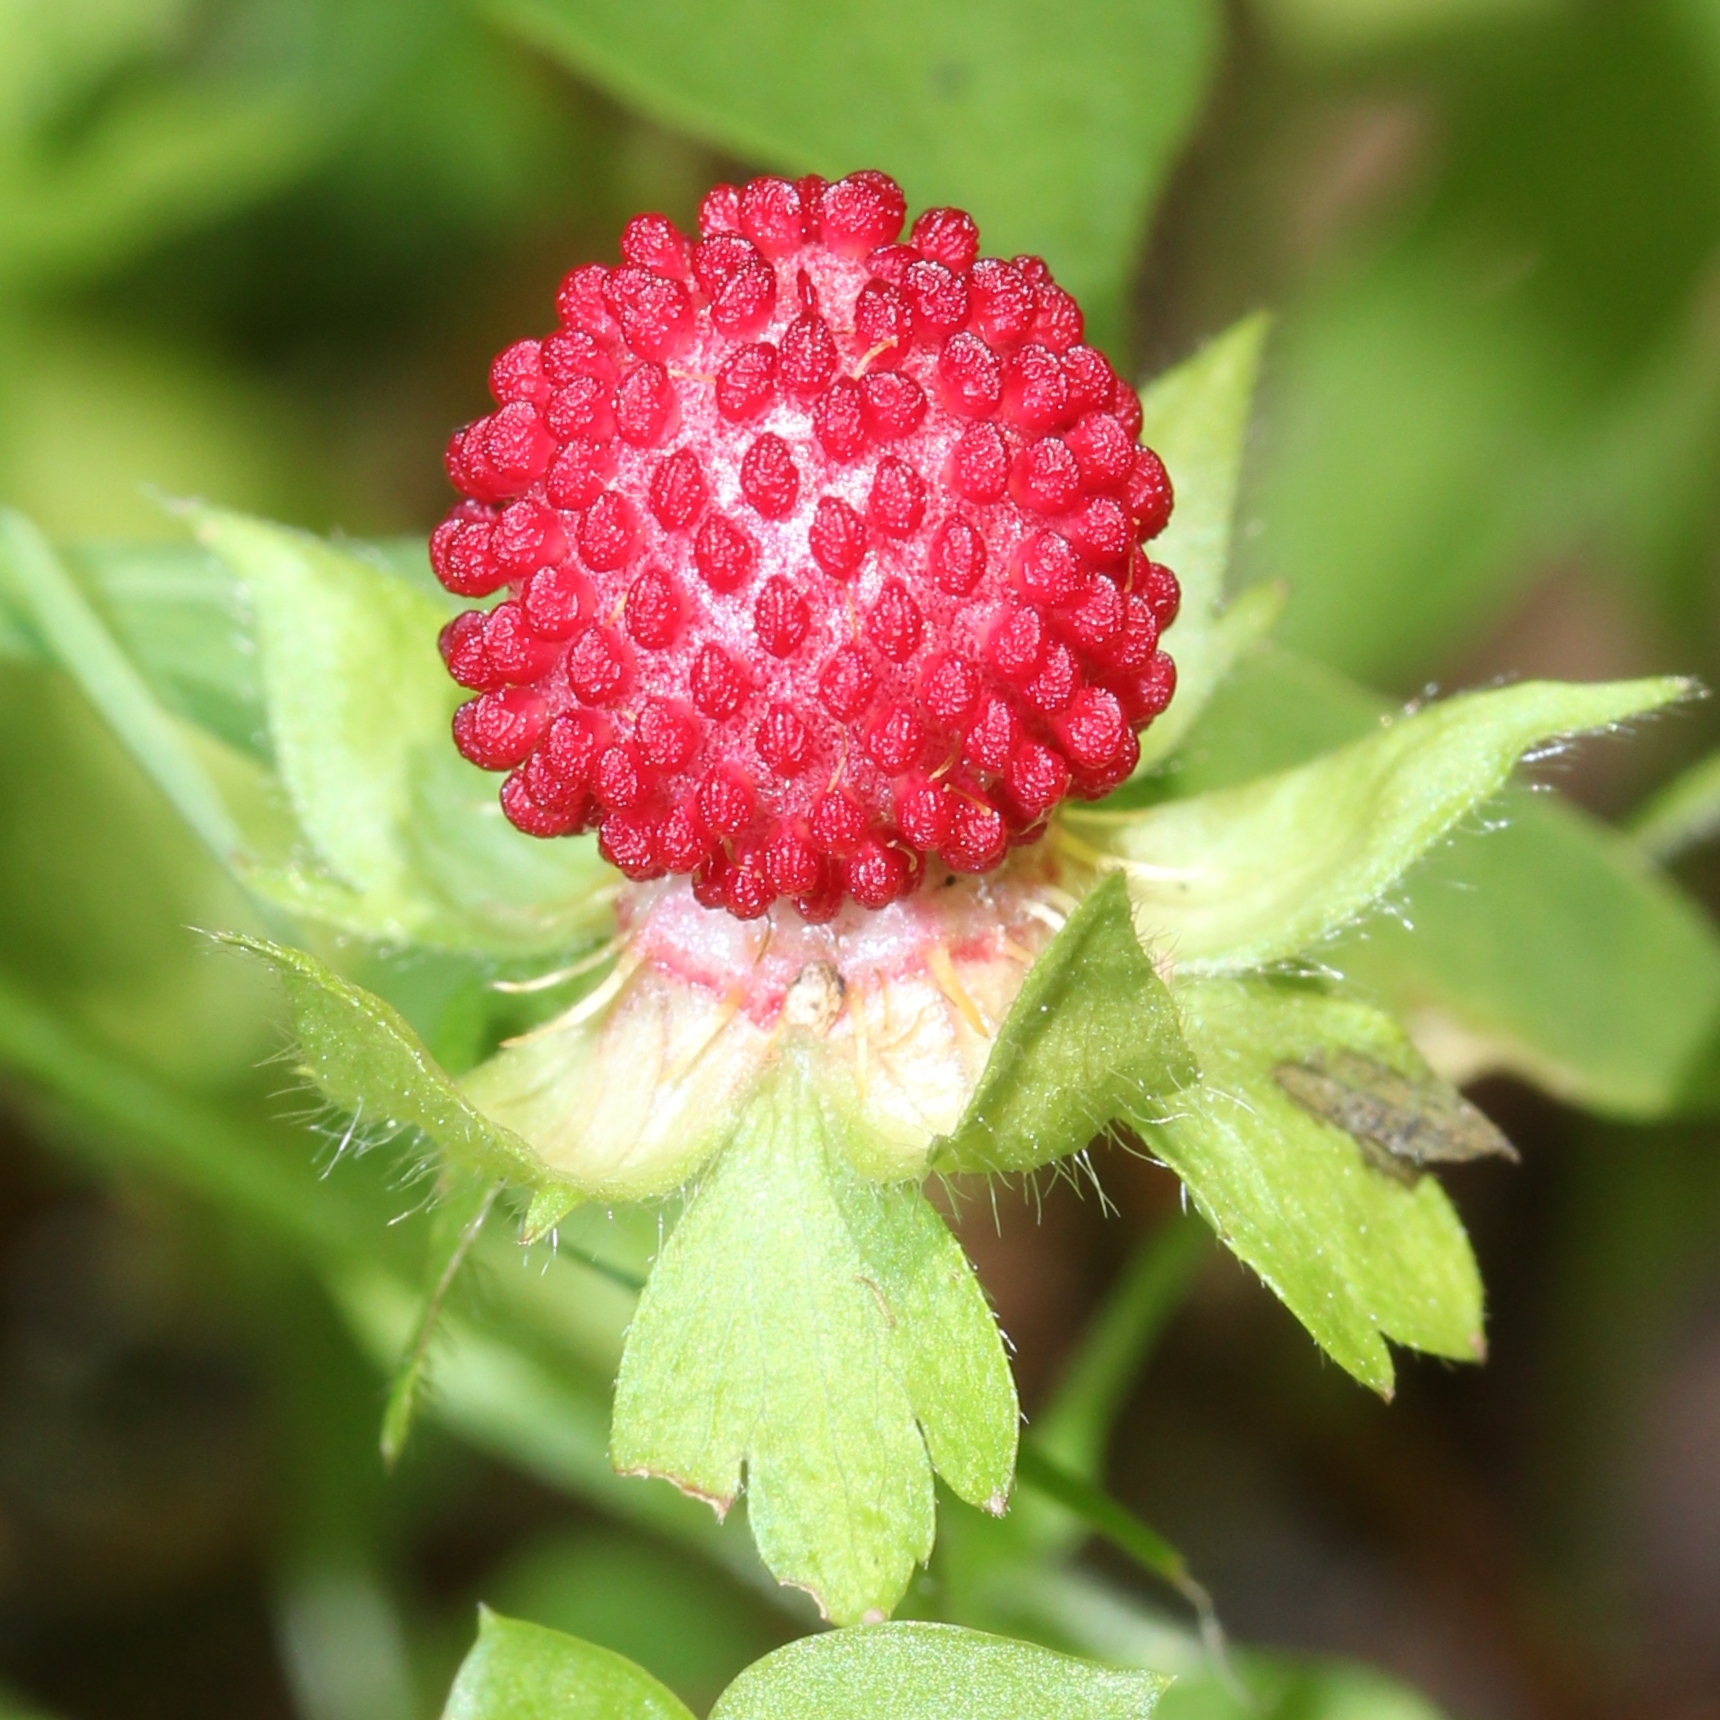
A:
1147;979;1484;1394
1;312;1709;1624
1068;675;1691;971
613;1055;1017;1625
932;874;1194;1176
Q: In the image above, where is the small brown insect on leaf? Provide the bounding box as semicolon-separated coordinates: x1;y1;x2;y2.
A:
1273;1048;1518;1185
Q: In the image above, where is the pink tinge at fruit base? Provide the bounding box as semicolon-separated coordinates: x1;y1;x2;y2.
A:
431;169;1179;923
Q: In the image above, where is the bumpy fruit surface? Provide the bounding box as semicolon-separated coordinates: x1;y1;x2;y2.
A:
434;170;1179;920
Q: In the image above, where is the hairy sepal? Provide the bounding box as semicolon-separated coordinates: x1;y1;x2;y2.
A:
461;960;774;1204
611;1051;1017;1626
191;506;615;954
1067;676;1694;972
1147;975;1485;1394
932;874;1195;1176
220;931;580;1207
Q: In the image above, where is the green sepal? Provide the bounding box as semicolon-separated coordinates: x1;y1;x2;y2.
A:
611;1051;1017;1625
709;1622;1168;1720
189;506;615;955
441;1608;694;1720
1146;976;1485;1395
1160;648;1720;1119
1131;314;1277;772
932;874;1195;1175
1068;676;1694;972
218;931;579;1206
461;961;775;1204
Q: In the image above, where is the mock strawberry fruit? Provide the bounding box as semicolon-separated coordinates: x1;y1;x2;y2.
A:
433;170;1179;921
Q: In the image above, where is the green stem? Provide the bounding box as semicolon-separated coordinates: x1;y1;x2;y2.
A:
1016;1443;1244;1700
1034;1212;1208;1476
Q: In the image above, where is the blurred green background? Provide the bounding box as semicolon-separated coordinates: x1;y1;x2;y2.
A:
2;1;1719;1716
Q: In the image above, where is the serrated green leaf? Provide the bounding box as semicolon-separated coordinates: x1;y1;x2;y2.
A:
612;1053;1015;1624
219;931;576;1201
1133;315;1276;770
1172;650;1720;1118
709;1622;1168;1720
1146;977;1484;1394
486;0;1218;348
933;874;1194;1175
827;1147;1020;1512
1067;676;1692;972
441;1609;694;1720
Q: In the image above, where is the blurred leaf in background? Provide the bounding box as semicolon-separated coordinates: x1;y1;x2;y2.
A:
1155;0;1720;700
486;0;1222;355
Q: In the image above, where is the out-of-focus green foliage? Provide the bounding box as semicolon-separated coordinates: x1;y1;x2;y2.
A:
1133;315;1281;768
486;0;1220;353
1240;0;1720;687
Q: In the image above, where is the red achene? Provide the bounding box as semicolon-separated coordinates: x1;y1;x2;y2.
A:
434;170;1179;920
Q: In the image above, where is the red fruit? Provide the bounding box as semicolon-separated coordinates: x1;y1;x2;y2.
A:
433;171;1180;915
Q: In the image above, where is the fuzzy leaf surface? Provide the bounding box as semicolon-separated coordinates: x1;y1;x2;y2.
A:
709;1622;1167;1720
486;0;1218;345
612;1054;1016;1625
220;932;576;1201
1170;651;1720;1117
1147;977;1484;1393
934;874;1194;1175
442;1609;694;1720
1068;676;1692;972
1133;314;1276;769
